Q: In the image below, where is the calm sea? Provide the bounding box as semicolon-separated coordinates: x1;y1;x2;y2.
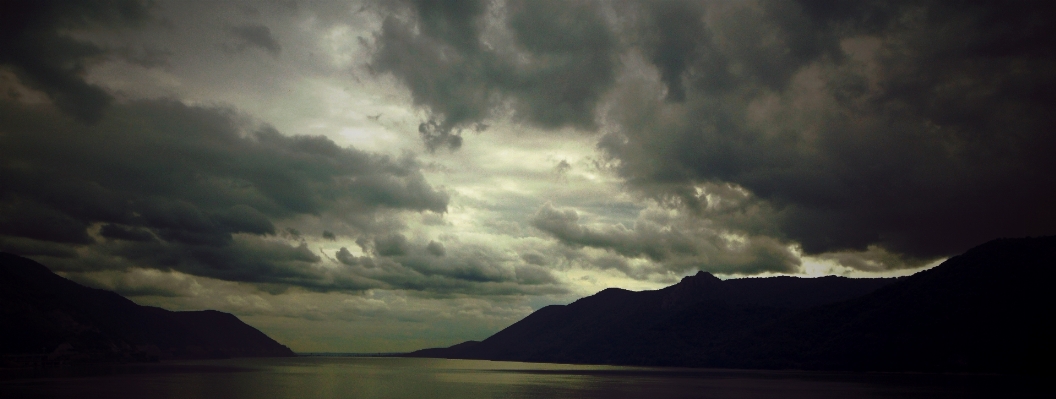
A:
0;357;1048;398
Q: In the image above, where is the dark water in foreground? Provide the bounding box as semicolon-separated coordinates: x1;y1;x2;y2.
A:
0;357;1048;399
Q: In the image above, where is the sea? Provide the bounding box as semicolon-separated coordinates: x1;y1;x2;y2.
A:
0;357;1048;398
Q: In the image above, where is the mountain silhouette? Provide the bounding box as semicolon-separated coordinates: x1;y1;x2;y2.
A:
407;236;1055;373
0;253;294;364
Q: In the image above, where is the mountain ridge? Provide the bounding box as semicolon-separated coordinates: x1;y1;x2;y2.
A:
409;265;898;365
407;236;1056;373
0;252;295;365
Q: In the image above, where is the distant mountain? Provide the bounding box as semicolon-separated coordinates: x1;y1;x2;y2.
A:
717;236;1056;373
0;253;294;365
408;265;897;365
407;236;1056;373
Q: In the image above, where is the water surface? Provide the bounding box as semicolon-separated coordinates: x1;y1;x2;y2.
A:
0;357;1047;398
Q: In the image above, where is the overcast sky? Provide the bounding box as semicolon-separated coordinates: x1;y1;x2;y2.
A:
2;0;1054;352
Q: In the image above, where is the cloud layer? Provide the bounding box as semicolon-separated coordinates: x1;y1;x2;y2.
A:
0;94;467;288
531;202;800;276
601;0;1056;260
374;0;1056;265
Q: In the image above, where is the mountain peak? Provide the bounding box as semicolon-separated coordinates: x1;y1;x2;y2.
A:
676;270;724;288
661;270;727;309
688;270;720;281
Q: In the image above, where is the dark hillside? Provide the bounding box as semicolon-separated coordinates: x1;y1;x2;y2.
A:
407;236;1055;373
407;267;898;365
0;253;294;363
722;236;1056;372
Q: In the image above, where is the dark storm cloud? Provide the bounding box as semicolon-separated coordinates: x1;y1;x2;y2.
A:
0;96;449;291
0;0;151;122
370;0;1056;269
373;233;409;256
105;238;327;288
371;0;617;150
637;0;707;102
226;24;282;55
113;45;170;68
599;0;1056;263
0;93;560;295
59;268;204;298
530;203;800;276
0;236;79;259
334;240;564;296
425;240;445;257
336;247;367;267
99;224;157;242
531;204;655;259
0;200;94;244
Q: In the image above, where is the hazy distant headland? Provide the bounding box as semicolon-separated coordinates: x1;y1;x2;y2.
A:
407;236;1056;374
0;253;294;368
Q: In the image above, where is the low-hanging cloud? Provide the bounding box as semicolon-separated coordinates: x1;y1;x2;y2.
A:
333;238;564;296
226;24;282;55
0;90;567;296
530;203;800;277
0;96;453;292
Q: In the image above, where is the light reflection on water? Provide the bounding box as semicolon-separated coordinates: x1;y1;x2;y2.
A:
0;357;1048;399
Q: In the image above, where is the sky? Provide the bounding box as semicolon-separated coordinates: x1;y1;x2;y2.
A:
1;0;1054;352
